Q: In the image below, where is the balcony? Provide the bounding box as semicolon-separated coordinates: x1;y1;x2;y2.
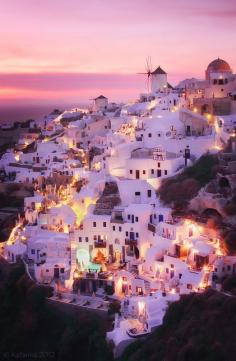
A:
148;223;156;233
125;239;137;246
111;217;124;224
94;241;107;248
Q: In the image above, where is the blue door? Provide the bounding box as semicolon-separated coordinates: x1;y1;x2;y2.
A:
159;214;164;222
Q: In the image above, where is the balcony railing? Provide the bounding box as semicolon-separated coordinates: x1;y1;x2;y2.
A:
125;239;137;246
94;241;107;248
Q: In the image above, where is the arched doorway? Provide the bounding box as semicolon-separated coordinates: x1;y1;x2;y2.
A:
202;208;222;221
219;177;230;188
54;265;60;278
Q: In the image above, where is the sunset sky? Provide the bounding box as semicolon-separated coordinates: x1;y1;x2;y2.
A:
0;0;236;105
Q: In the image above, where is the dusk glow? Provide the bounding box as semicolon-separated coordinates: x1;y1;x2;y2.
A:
0;0;236;103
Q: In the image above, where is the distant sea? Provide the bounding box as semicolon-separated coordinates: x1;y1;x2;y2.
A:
0;103;88;124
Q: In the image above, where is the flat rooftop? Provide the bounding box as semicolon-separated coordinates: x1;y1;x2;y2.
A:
131;148;180;160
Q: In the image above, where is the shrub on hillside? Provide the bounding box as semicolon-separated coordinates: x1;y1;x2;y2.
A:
224;201;236;216
159;178;200;209
222;275;236;293
222;230;236;255
158;154;219;208
108;300;121;315
0;261;113;361
119;290;236;361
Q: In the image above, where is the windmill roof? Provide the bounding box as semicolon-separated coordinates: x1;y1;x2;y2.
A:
151;66;167;75
95;95;107;100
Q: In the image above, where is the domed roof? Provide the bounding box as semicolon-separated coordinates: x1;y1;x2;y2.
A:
207;58;232;73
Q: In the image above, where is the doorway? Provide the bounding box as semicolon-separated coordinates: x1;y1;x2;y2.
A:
54;266;60;278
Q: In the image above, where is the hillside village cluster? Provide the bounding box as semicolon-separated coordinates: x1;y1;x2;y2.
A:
1;58;236;351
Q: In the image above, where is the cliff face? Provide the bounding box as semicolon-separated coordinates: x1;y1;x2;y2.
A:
190;163;236;225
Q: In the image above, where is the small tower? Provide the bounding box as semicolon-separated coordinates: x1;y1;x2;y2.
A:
93;95;108;111
150;66;168;93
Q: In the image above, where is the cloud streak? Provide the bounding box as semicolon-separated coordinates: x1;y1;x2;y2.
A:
0;0;235;103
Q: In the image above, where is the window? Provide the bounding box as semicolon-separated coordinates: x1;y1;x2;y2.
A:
126;231;128;236
113;225;115;231
93;222;96;227
143;170;146;175
171;264;174;269
136;287;142;294
221;88;224;92
85;237;89;242
130;169;133;174
119;226;122;232
219;79;224;85
164;170;168;175
148;133;152;138
166;268;169;273
151;169;154;174
215;267;218;272
147;190;152;198
135;216;139;222
158;162;160;168
31;249;35;255
79;237;82;242
103;222;106;227
213;79;217;84
93;235;97;240
60;268;64;273
128;214;130;220
222;267;225;272
227;265;231;271
135;191;140;196
136;232;139;238
187;284;192;290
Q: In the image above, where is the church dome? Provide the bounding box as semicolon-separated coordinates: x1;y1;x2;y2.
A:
206;58;232;73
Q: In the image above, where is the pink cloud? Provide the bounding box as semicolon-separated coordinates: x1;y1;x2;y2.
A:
0;0;235;104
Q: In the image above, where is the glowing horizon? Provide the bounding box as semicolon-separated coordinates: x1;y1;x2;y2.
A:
0;0;236;104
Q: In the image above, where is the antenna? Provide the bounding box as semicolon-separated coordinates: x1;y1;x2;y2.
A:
137;56;153;93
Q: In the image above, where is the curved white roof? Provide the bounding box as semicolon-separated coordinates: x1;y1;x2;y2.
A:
143;111;184;134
